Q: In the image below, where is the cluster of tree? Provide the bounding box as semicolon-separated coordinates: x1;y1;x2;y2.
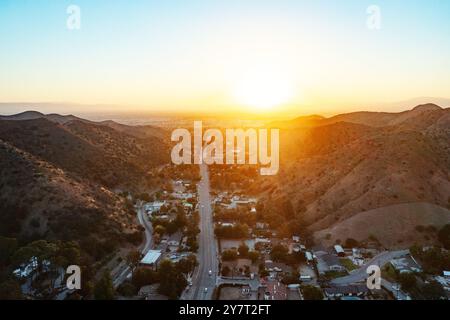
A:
255;197;310;239
48;207;132;262
397;272;446;300
269;244;306;266
119;255;198;299
185;212;200;252
152;210;188;239
0;239;86;299
221;250;238;261
410;245;450;274
214;207;256;227
94;271;115;300
210;165;258;191
215;223;249;239
301;285;324;300
221;246;260;263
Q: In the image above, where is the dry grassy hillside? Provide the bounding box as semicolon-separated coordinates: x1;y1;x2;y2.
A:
260;105;450;247
0;139;141;260
314;203;450;248
0;118;168;190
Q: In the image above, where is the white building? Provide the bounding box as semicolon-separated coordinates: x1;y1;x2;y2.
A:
140;250;162;270
144;201;166;214
334;245;345;257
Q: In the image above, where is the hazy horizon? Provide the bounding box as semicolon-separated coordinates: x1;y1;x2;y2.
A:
1;96;450;122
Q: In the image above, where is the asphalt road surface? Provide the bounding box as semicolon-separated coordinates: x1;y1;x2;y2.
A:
113;203;153;287
186;163;218;300
331;249;409;285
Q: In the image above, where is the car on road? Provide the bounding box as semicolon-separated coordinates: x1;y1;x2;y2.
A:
204;288;208;293
208;270;212;276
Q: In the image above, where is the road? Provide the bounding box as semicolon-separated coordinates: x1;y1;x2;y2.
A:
182;163;218;300
112;203;153;287
331;249;409;285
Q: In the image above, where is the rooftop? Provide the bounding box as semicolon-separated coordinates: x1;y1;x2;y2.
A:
141;250;162;265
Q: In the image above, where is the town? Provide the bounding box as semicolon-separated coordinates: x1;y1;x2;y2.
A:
7;161;450;301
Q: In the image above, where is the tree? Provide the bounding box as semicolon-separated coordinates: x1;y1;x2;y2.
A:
238;243;249;257
247;251;260;263
126;250;142;271
154;225;166;236
132;267;159;288
94;271;115;300
421;281;446;300
13;240;58;275
438;224;450;249
221;266;231;277
158;260;187;299
344;238;359;248
398;273;417;292
176;255;198;275
222;250;238;261
117;282;137;297
302;285;323;300
270;244;289;262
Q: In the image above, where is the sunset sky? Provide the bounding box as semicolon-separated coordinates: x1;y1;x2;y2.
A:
1;0;449;116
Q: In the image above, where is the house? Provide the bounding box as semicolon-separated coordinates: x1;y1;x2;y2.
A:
260;279;287;300
334;245;345;257
435;274;450;292
139;250;162;270
324;285;369;299
292;236;300;243
352;248;363;259
144;201;166;214
255;222;268;230
317;254;345;275
305;251;314;263
264;261;293;278
13;257;51;279
390;255;422;274
220;222;235;228
222;258;257;278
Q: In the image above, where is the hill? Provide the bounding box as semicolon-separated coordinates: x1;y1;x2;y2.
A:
0;117;169;190
314;203;450;249
0;139;141;260
257;104;450;247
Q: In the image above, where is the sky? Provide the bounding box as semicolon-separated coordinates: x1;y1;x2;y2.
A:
0;0;449;116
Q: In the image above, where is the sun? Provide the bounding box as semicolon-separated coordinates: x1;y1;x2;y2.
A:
232;68;294;112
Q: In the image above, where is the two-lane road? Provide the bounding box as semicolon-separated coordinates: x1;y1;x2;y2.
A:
184;163;218;300
331;249;409;285
113;203;153;287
